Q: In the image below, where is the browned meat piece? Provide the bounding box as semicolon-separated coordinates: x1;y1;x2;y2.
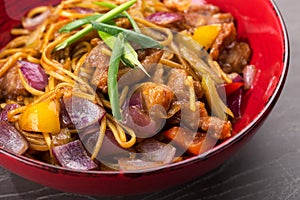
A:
218;42;251;73
139;82;174;113
84;42;110;69
182;101;209;129
167;101;208;128
141;49;164;68
166;68;204;100
193;80;204;99
86;43;110;93
210;22;237;60
198;101;209;118
0;64;29;100
167;101;232;140
91;66;109;93
200;116;232;140
164;126;216;155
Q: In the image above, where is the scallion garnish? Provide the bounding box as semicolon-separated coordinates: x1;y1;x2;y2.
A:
90;21;162;49
108;33;124;120
59;13;124;33
93;1;140;33
54;0;137;51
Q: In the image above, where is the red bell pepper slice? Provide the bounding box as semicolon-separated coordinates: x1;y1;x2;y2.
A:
224;82;244;96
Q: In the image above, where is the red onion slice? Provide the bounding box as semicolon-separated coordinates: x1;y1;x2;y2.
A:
136;139;176;164
243;65;257;90
0;104;19;121
146;12;183;25
227;88;243;119
22;9;50;30
63;95;106;130
0;121;28;155
18;60;48;91
52;140;97;170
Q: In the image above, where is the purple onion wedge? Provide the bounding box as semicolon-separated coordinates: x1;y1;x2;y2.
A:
118;158;165;171
63;95;106;130
146;12;183;25
22;9;50;30
226;73;245;119
227;87;243;120
0;121;28;155
52;140;97;170
59;97;75;129
118;139;176;171
18;60;48;91
0;104;19;121
243;65;257;90
73;7;94;14
136;139;176;164
83;130;131;159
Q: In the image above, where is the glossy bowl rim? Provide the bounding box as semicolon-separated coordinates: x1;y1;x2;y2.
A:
0;0;290;176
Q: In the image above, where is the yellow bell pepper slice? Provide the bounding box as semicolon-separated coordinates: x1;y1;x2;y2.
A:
19;101;60;134
192;24;222;50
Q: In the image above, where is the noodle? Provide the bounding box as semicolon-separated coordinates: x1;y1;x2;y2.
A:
91;115;107;160
0;0;253;170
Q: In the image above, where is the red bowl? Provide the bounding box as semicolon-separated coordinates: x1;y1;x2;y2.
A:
0;0;289;196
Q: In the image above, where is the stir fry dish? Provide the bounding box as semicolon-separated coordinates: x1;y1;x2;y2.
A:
0;0;256;171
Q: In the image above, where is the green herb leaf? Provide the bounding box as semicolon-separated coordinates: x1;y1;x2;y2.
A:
54;0;137;51
91;21;163;49
94;1;140;33
108;33;125;121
